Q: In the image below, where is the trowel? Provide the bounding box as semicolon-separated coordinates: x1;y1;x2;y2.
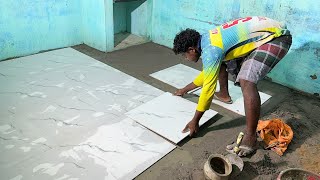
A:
226;132;245;178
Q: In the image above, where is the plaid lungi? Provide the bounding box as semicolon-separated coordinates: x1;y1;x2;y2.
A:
226;35;292;85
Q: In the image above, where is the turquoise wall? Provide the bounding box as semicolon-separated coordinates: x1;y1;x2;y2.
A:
127;0;151;38
82;0;107;52
0;0;82;60
0;0;115;59
105;0;115;52
81;0;115;52
0;0;151;59
113;0;151;38
114;3;127;34
151;0;320;95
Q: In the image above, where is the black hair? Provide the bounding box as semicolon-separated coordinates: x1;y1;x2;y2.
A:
173;28;200;55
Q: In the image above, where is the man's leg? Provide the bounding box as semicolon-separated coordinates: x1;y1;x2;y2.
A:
215;63;231;102
226;35;292;156
239;79;260;149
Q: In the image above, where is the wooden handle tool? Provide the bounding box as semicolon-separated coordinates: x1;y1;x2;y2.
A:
233;132;244;154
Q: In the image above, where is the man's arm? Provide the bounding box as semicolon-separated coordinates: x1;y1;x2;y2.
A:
174;71;203;96
183;46;223;136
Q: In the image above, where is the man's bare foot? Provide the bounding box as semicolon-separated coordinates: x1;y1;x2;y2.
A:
214;91;232;104
226;133;257;157
240;134;257;148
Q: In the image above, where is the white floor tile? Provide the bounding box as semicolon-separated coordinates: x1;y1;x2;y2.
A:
126;92;218;143
1;118;175;180
0;48;174;180
150;64;271;115
150;64;200;89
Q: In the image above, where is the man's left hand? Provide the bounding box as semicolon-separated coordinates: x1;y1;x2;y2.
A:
182;120;199;137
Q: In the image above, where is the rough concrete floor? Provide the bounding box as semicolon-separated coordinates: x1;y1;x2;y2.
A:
73;43;320;180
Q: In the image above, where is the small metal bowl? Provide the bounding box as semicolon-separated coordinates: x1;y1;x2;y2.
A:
277;168;320;180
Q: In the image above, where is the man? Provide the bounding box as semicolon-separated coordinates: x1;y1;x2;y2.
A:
173;16;292;156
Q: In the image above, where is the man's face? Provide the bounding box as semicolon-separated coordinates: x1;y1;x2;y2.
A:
183;47;200;62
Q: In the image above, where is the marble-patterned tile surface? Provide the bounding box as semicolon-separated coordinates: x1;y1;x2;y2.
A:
150;64;201;90
1;118;175;180
150;64;271;115
0;48;174;179
126;92;218;143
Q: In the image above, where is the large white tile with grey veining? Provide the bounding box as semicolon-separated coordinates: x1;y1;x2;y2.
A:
126;92;218;143
150;64;271;115
0;48;174;179
1;118;175;180
150;64;201;90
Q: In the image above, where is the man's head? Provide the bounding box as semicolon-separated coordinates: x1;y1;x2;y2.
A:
173;29;201;62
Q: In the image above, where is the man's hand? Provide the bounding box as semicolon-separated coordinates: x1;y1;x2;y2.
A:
182;120;199;137
173;88;187;96
182;110;204;137
173;82;199;97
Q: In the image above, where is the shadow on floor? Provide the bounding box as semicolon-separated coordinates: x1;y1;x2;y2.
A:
114;32;131;47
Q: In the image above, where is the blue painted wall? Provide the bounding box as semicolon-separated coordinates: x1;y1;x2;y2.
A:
0;0;114;58
151;0;320;95
81;0;108;52
0;0;83;60
127;0;151;38
113;0;151;38
105;0;115;52
81;0;115;52
114;3;127;34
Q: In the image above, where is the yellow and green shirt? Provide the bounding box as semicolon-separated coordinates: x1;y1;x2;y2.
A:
194;16;290;112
